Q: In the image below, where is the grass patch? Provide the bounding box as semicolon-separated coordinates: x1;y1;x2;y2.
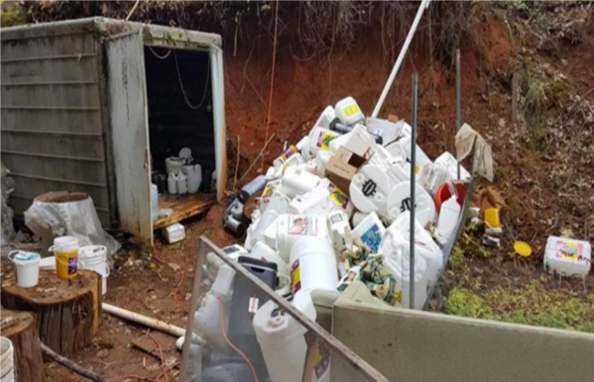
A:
445;282;594;333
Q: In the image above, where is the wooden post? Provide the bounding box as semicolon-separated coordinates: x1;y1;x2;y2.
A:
0;309;45;382
2;270;101;355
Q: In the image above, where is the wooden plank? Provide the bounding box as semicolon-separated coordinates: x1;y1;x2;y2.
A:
153;193;215;230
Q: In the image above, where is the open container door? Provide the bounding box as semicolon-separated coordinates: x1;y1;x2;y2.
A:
106;31;153;245
209;44;227;203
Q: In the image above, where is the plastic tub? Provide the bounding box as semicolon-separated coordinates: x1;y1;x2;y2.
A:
8;250;40;288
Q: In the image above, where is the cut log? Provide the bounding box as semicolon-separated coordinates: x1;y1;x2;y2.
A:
0;309;45;382
1;270;101;355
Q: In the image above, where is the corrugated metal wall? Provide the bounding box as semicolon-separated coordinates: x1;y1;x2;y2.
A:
0;22;113;225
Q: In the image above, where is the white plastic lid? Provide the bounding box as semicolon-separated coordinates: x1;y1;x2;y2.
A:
52;236;78;252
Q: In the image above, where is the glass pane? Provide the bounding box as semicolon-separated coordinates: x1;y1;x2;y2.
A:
180;237;388;382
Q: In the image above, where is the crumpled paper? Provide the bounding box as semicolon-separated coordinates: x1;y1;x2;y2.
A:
456;123;494;181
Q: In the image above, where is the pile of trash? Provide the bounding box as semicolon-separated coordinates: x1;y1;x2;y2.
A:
194;96;473;381
221;96;472;309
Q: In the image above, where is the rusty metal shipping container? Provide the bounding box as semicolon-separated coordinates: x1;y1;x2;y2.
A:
1;18;227;246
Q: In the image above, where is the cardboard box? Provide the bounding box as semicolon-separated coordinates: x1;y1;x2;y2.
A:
325;147;366;194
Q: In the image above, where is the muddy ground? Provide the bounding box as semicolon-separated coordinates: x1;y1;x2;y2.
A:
1;2;593;380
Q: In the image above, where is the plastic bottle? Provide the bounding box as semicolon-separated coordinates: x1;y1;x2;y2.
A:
167;172;178;195
150;183;159;221
264;214;328;262
176;172;188;195
253;290;317;382
435;196;461;245
335;96;365;126
327;210;353;252
182;164;202;194
351;212;385;253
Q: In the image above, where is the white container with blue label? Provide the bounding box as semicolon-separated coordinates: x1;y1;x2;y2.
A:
351;212;385;253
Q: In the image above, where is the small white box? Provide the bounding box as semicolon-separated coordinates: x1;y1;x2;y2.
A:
544;236;591;278
163;223;186;244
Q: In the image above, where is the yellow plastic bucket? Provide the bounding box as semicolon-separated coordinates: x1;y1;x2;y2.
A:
484;208;501;228
51;236;79;280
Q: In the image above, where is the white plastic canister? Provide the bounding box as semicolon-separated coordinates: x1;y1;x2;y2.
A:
351;212;385;253
544;236;591;278
281;167;321;197
0;337;15;382
79;245;109;295
435;196;461;245
8;250;40;288
383;251;429;310
335;96;365;126
182;164;202;194
176;172;188;195
167;172;178;195
264;215;328;262
151;184;159;221
289;237;338;295
253;290;317;382
327;210;353;252
386;181;436;226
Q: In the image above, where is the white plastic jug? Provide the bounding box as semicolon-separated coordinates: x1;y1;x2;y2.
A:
182;164;202;194
245;193;290;250
0;337;15;382
264;214;328;262
253;290;317;382
435;196;461;245
383;249;429;310
289;237;338;295
387;212;444;286
79;245;109;295
349;164;391;215
176;172;188;195
250;241;290;278
335;96;365;126
151;183;159;221
351;212;385;253
386;181;436;226
327;210;353;252
8;250;40;288
281;167;321;197
167;172;178;195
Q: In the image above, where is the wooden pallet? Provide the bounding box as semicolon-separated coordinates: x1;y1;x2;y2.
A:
153;193;215;230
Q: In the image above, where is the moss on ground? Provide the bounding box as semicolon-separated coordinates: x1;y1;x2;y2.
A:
444;261;594;333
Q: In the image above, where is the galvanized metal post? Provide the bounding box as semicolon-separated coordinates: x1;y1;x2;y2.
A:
409;72;418;309
456;48;462;181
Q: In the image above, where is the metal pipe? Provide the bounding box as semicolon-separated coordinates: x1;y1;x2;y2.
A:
371;0;431;118
456;48;462;180
409;72;418;309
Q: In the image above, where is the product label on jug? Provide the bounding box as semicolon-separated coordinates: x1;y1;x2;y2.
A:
555;240;585;261
290;260;301;294
288;216;318;236
361;225;382;253
316;130;338;151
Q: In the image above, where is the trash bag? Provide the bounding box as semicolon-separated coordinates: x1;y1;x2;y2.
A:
1;162;15;246
24;192;120;256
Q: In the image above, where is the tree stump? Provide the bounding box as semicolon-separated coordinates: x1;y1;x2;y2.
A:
0;309;45;382
1;270;102;356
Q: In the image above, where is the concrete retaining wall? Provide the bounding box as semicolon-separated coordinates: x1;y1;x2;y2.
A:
333;282;594;382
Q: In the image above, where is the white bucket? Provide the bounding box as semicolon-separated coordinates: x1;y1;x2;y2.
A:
289;237;338;295
78;245;109;295
253;290;318;382
264;214;328;262
8;250;40;288
0;336;15;382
